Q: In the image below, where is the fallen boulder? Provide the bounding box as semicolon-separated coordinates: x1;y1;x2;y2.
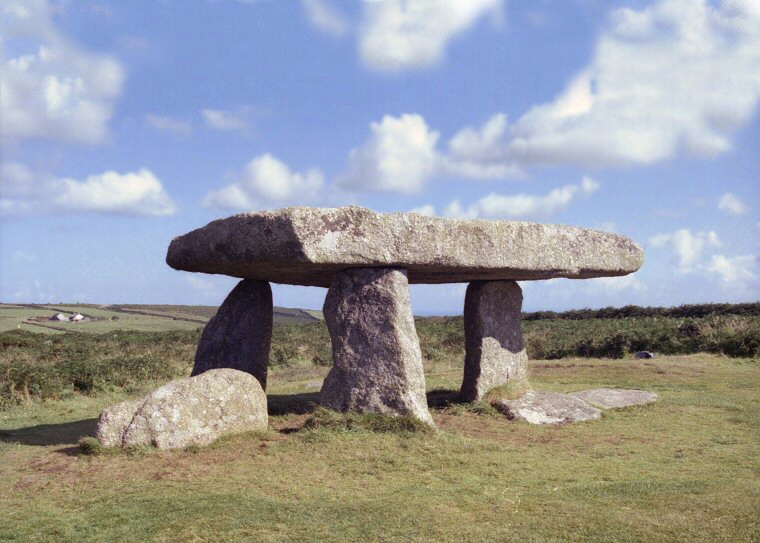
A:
96;399;143;448
97;369;268;449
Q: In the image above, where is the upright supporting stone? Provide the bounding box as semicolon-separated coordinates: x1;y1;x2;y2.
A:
320;268;434;425
459;280;528;402
192;279;273;390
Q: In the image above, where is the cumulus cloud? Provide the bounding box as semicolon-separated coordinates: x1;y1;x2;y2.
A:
338;114;440;193
409;204;436;217
204;153;325;210
585;274;646;293
649;229;721;273
202;108;250;134
718;192;749;215
705;254;758;286
0;162;177;216
301;0;348;38
145;114;193;136
444;176;600;219
447;0;760;169
0;0;125;144
359;0;501;71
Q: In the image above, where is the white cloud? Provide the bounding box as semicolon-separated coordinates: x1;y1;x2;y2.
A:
447;0;760;169
649;229;721;273
444;176;599;219
705;254;758;287
718;192;749;215
302;0;348;38
204;153;325;210
409;204;436;216
54;170;176;216
145;114;193;136
359;0;501;71
0;162;177;216
338;114;439;193
202;108;250;134
0;0;125;144
585;274;645;293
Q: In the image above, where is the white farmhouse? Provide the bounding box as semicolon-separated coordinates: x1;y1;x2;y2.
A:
51;313;68;321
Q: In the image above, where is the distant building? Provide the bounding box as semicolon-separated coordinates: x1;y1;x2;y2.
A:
51;313;68;321
70;313;85;322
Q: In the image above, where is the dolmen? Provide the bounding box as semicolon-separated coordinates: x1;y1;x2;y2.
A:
164;206;645;428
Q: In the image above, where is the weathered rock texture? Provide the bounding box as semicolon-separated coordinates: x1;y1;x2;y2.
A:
460;280;528;402
96;399;143;448
167;206;644;287
96;369;268;449
493;391;602;424
192;279;272;389
569;388;658;409
319;268;434;425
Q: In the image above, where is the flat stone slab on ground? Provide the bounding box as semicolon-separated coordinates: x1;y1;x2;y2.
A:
569;388;658;409
167;206;644;287
493;391;602;424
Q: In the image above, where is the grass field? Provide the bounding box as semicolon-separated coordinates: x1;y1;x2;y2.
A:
1;353;758;542
0;303;321;335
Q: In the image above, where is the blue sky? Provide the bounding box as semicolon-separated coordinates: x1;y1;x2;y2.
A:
1;0;758;314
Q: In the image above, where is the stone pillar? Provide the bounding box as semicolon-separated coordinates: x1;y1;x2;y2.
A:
459;280;528;402
319;268;434;425
192;279;273;390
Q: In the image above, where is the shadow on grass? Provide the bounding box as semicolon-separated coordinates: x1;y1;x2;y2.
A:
426;388;461;409
267;388;464;416
267;392;320;416
0;390;466;447
0;418;97;447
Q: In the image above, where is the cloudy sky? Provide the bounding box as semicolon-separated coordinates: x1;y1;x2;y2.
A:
1;0;758;314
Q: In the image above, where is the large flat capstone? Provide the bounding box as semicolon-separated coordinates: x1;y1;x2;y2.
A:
167;206;644;287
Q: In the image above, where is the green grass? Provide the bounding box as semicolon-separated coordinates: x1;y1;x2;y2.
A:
0;303;321;334
1;353;758;542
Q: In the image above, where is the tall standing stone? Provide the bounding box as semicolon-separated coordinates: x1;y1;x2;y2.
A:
320;268;434;425
192;279;273;390
459;280;528;402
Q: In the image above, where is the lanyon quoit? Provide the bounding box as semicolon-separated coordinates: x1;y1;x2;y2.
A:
168;206;644;424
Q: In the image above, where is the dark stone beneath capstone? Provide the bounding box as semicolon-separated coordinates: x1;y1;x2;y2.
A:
460;280;528;402
192;279;273;390
319;267;434;425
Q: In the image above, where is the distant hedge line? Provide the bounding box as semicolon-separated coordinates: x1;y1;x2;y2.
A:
522;302;760;321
